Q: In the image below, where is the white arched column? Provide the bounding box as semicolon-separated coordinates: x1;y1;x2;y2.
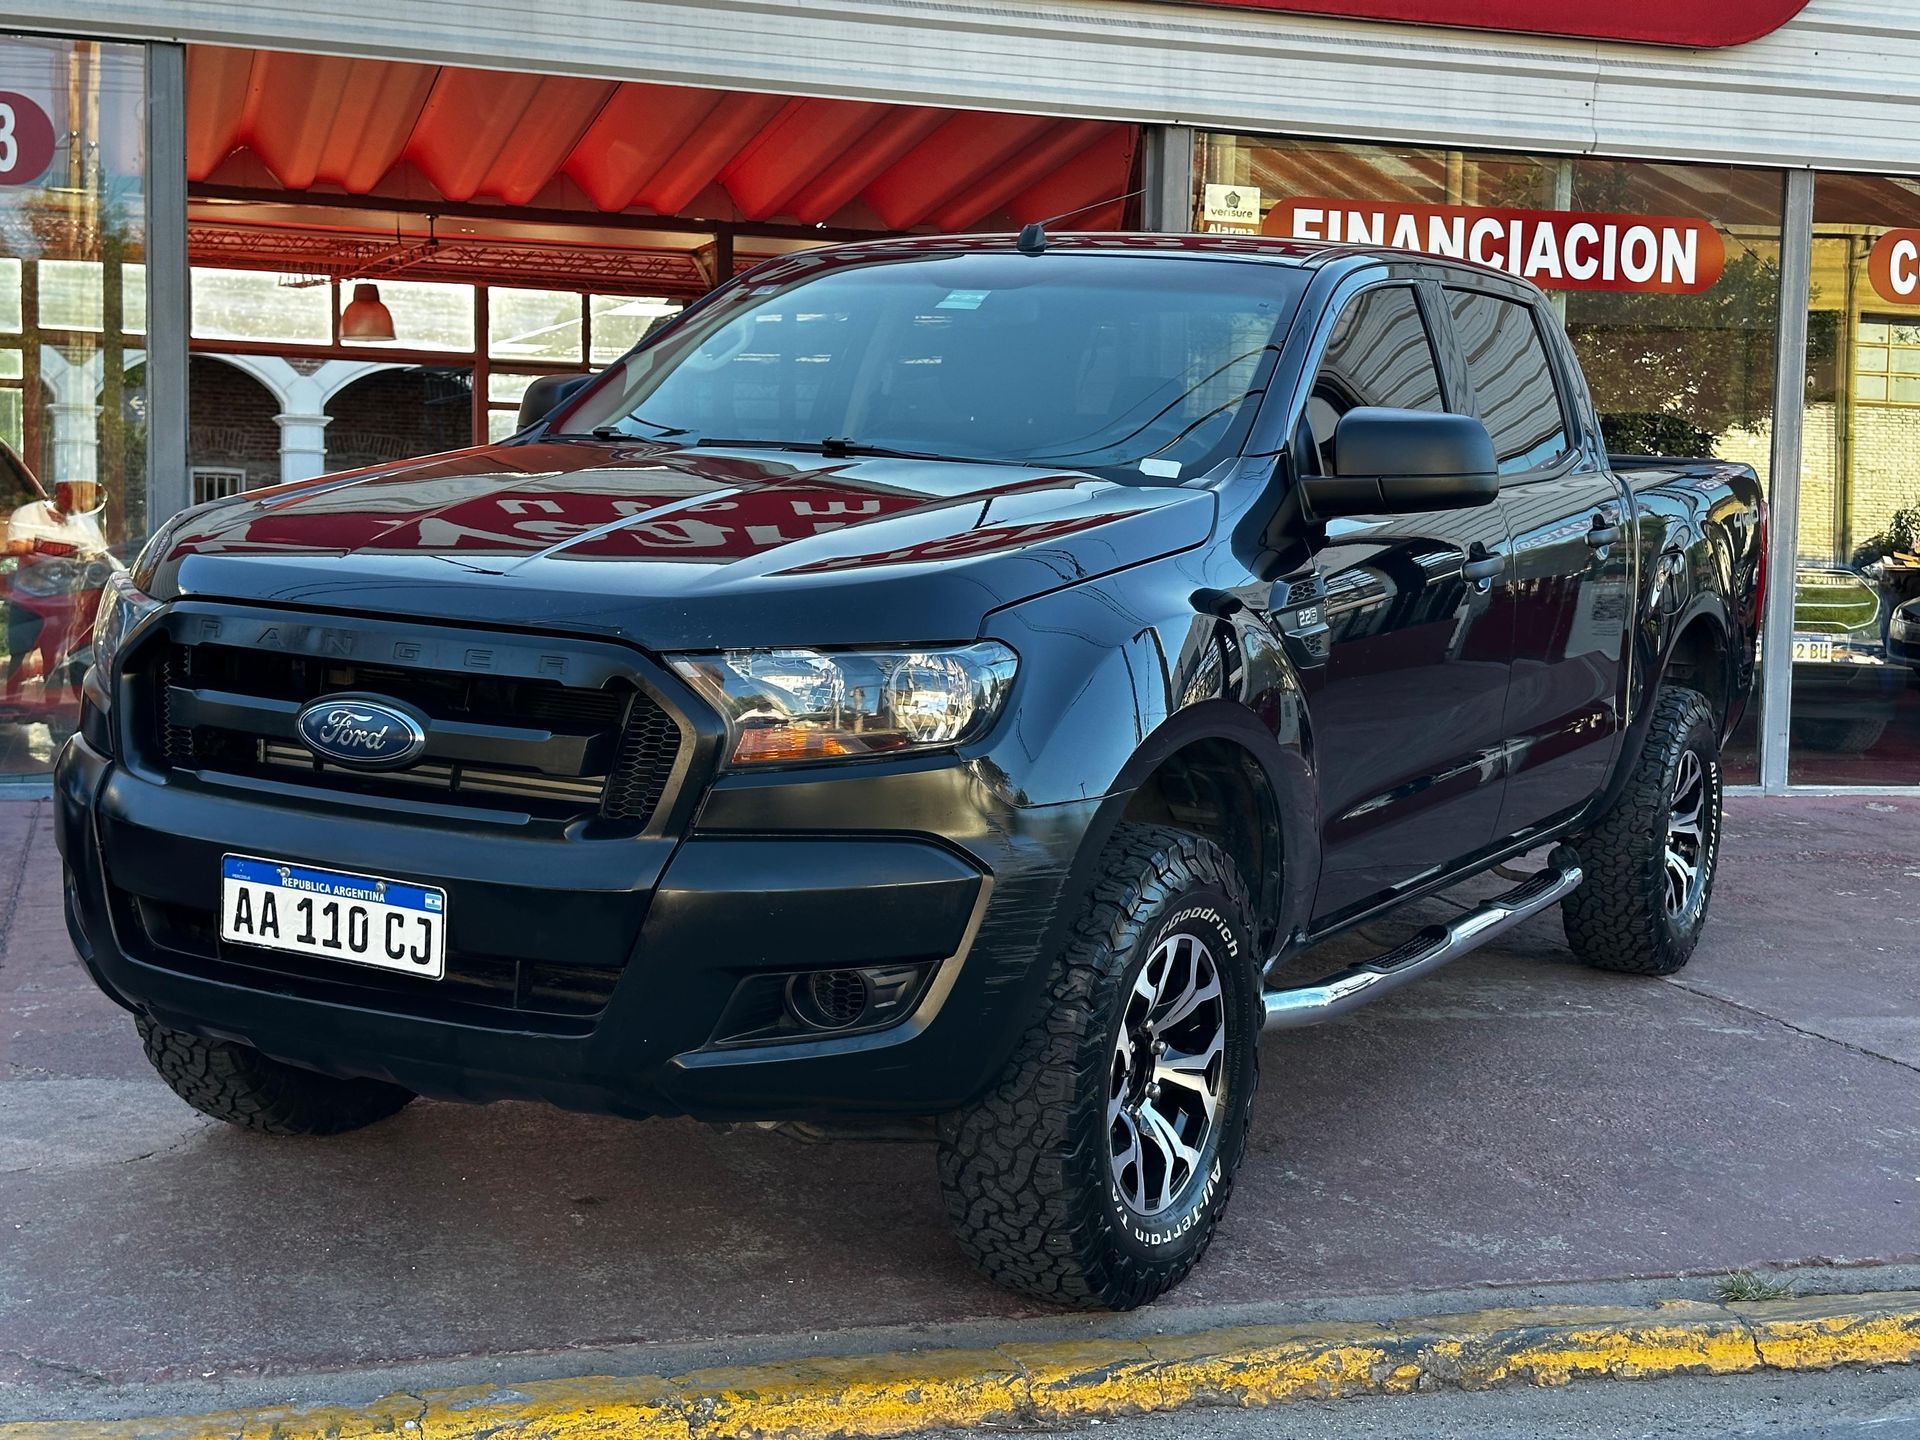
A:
39;347;106;483
203;354;405;485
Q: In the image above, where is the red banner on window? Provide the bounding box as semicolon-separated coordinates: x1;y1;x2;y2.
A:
1262;199;1727;295
1868;231;1920;307
1173;0;1808;47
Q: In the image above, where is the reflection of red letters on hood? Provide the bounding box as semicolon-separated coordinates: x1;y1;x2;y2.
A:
780;515;1120;575
556;489;928;558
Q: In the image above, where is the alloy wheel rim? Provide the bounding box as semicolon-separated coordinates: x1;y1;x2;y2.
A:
1107;930;1227;1218
1664;748;1711;918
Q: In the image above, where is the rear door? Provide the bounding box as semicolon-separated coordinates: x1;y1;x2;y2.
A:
1441;285;1633;834
1290;280;1516;922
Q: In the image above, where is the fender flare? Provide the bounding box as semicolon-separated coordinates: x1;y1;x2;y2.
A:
1588;594;1734;826
1074;700;1320;956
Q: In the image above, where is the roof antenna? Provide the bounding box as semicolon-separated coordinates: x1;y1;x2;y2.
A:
1013;186;1149;256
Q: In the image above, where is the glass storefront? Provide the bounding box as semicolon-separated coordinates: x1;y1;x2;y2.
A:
0;36;146;776
1193;135;1785;782
0;36;1907;795
1787;175;1920;784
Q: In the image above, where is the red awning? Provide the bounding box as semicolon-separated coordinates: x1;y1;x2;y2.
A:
187;48;1138;234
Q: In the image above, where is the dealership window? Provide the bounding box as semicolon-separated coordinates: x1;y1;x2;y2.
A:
186;278;684;462
0;36;147;779
1784;175;1920;785
1193;134;1785;783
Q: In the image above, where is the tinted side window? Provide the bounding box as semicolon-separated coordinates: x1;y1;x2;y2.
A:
1446;290;1572;475
1303;286;1446;468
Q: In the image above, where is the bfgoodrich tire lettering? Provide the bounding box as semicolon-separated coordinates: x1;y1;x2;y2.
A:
1562;685;1724;976
137;1017;415;1136
936;823;1262;1309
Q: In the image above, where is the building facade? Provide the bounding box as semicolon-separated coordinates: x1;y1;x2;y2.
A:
1;0;1917;791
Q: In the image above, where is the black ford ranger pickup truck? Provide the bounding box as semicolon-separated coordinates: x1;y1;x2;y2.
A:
56;233;1765;1309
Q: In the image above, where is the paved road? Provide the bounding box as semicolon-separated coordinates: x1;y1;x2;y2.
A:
2;794;1917;1411
923;1366;1920;1440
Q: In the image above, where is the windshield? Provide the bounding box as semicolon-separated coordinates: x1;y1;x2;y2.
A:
558;251;1308;479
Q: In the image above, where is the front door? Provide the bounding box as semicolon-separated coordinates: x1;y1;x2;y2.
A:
1440;286;1632;833
1290;283;1517;923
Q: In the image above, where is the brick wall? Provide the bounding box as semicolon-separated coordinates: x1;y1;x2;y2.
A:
1719;401;1920;562
187;356;281;491
185;359;476;491
326;368;473;472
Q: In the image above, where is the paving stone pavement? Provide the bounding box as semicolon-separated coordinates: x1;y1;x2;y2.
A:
0;795;1914;1399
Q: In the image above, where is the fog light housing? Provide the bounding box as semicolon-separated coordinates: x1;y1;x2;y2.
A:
709;962;938;1047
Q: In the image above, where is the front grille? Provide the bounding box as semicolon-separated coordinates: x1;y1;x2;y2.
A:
130;895;617;1031
143;633;684;827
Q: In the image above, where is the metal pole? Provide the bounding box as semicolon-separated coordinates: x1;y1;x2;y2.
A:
1759;168;1814;795
1549;159;1572;322
143;42;190;534
1140;125;1194;233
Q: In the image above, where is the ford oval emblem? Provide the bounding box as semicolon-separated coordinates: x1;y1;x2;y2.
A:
295;693;429;770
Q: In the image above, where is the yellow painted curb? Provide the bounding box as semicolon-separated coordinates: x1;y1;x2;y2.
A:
6;1292;1916;1440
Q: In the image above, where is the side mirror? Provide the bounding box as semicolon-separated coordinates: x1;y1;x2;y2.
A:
516;373;594;432
1302;407;1498;518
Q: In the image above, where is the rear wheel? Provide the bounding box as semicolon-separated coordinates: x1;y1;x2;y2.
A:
1792;716;1888;754
936;824;1262;1309
1563;686;1723;975
137;1017;415;1136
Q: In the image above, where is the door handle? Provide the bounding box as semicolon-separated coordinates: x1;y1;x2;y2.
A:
1587;512;1621;549
1461;553;1506;583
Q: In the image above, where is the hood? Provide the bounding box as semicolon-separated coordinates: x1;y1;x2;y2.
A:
144;439;1216;650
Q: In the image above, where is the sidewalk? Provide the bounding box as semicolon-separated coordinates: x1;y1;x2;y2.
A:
1;795;1916;1421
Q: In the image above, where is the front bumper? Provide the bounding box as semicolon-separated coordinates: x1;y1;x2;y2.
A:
56;737;1103;1121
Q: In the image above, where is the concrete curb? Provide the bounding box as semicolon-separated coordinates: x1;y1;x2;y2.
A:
5;1291;1916;1440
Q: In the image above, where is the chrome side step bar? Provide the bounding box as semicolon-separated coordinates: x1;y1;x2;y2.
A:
1262;851;1584;1030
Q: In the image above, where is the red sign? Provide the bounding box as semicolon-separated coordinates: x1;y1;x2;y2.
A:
0;93;55;187
1264;199;1727;295
1176;0;1809;47
1868;231;1920;307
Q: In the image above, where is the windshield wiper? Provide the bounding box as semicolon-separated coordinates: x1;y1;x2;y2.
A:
695;436;991;464
588;417;689;439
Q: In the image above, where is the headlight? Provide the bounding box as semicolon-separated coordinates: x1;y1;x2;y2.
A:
92;568;160;674
669;643;1018;767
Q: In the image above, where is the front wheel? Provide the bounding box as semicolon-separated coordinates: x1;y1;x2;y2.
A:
138;1017;415;1136
936;824;1262;1309
1563;685;1724;975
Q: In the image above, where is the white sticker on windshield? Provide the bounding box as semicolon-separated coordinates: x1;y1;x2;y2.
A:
937;289;991;310
1138;458;1183;479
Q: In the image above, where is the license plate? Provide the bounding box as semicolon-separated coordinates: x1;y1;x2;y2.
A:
1792;637;1835;664
219;854;446;979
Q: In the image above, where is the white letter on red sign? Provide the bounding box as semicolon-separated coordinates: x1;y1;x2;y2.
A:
1893;238;1920;297
1525;224;1563;281
1661;228;1700;289
1621;228;1658;284
1469;217;1505;268
1427;214;1466;258
1565;223;1601;280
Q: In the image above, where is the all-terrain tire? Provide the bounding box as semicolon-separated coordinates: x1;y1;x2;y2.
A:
1562;685;1723;975
936;824;1263;1310
137;1017;415;1135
